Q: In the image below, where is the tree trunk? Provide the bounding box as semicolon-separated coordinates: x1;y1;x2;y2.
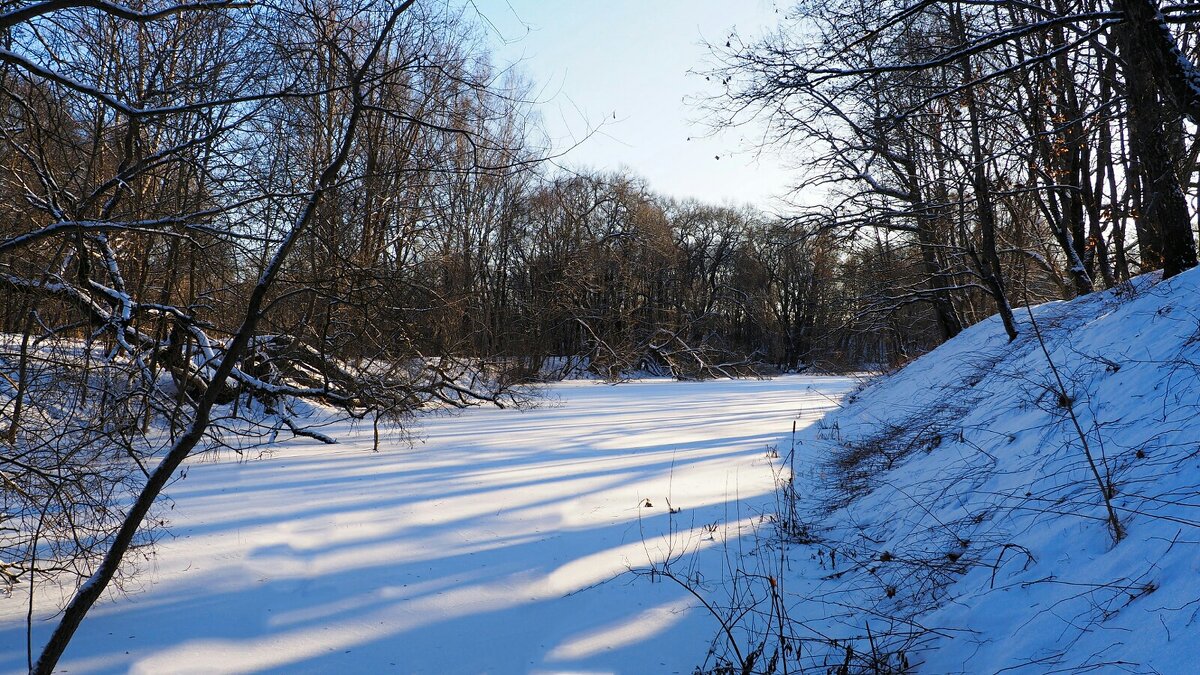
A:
954;12;1020;341
905;159;965;340
1117;20;1198;278
1116;0;1200;125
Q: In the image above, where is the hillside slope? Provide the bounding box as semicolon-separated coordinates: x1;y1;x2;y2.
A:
779;270;1200;673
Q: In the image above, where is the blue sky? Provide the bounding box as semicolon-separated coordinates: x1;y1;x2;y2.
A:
471;0;794;209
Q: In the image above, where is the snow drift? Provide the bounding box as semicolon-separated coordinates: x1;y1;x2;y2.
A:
778;269;1200;673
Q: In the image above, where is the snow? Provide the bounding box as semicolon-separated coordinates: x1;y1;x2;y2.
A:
7;269;1200;674
0;376;856;674
771;270;1200;672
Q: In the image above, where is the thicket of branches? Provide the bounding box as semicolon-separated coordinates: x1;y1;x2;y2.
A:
707;0;1200;347
0;0;524;669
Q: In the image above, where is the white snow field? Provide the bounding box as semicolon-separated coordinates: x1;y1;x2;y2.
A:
773;270;1200;673
0;376;856;674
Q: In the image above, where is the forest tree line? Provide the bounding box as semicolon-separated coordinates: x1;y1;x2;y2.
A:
5;1;1199;391
707;0;1200;347
5;1;1197;386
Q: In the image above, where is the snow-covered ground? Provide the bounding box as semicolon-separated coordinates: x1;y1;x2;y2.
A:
772;270;1200;673
10;272;1198;675
0;376;856;674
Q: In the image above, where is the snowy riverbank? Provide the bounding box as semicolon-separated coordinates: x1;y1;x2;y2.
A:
1;376;856;674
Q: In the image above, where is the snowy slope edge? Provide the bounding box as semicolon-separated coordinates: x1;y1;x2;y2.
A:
783;269;1200;674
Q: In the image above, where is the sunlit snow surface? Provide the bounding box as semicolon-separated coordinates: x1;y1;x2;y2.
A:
0;376;855;674
781;271;1200;674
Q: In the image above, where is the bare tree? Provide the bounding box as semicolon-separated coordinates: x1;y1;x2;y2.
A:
0;1;545;669
705;0;1200;351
